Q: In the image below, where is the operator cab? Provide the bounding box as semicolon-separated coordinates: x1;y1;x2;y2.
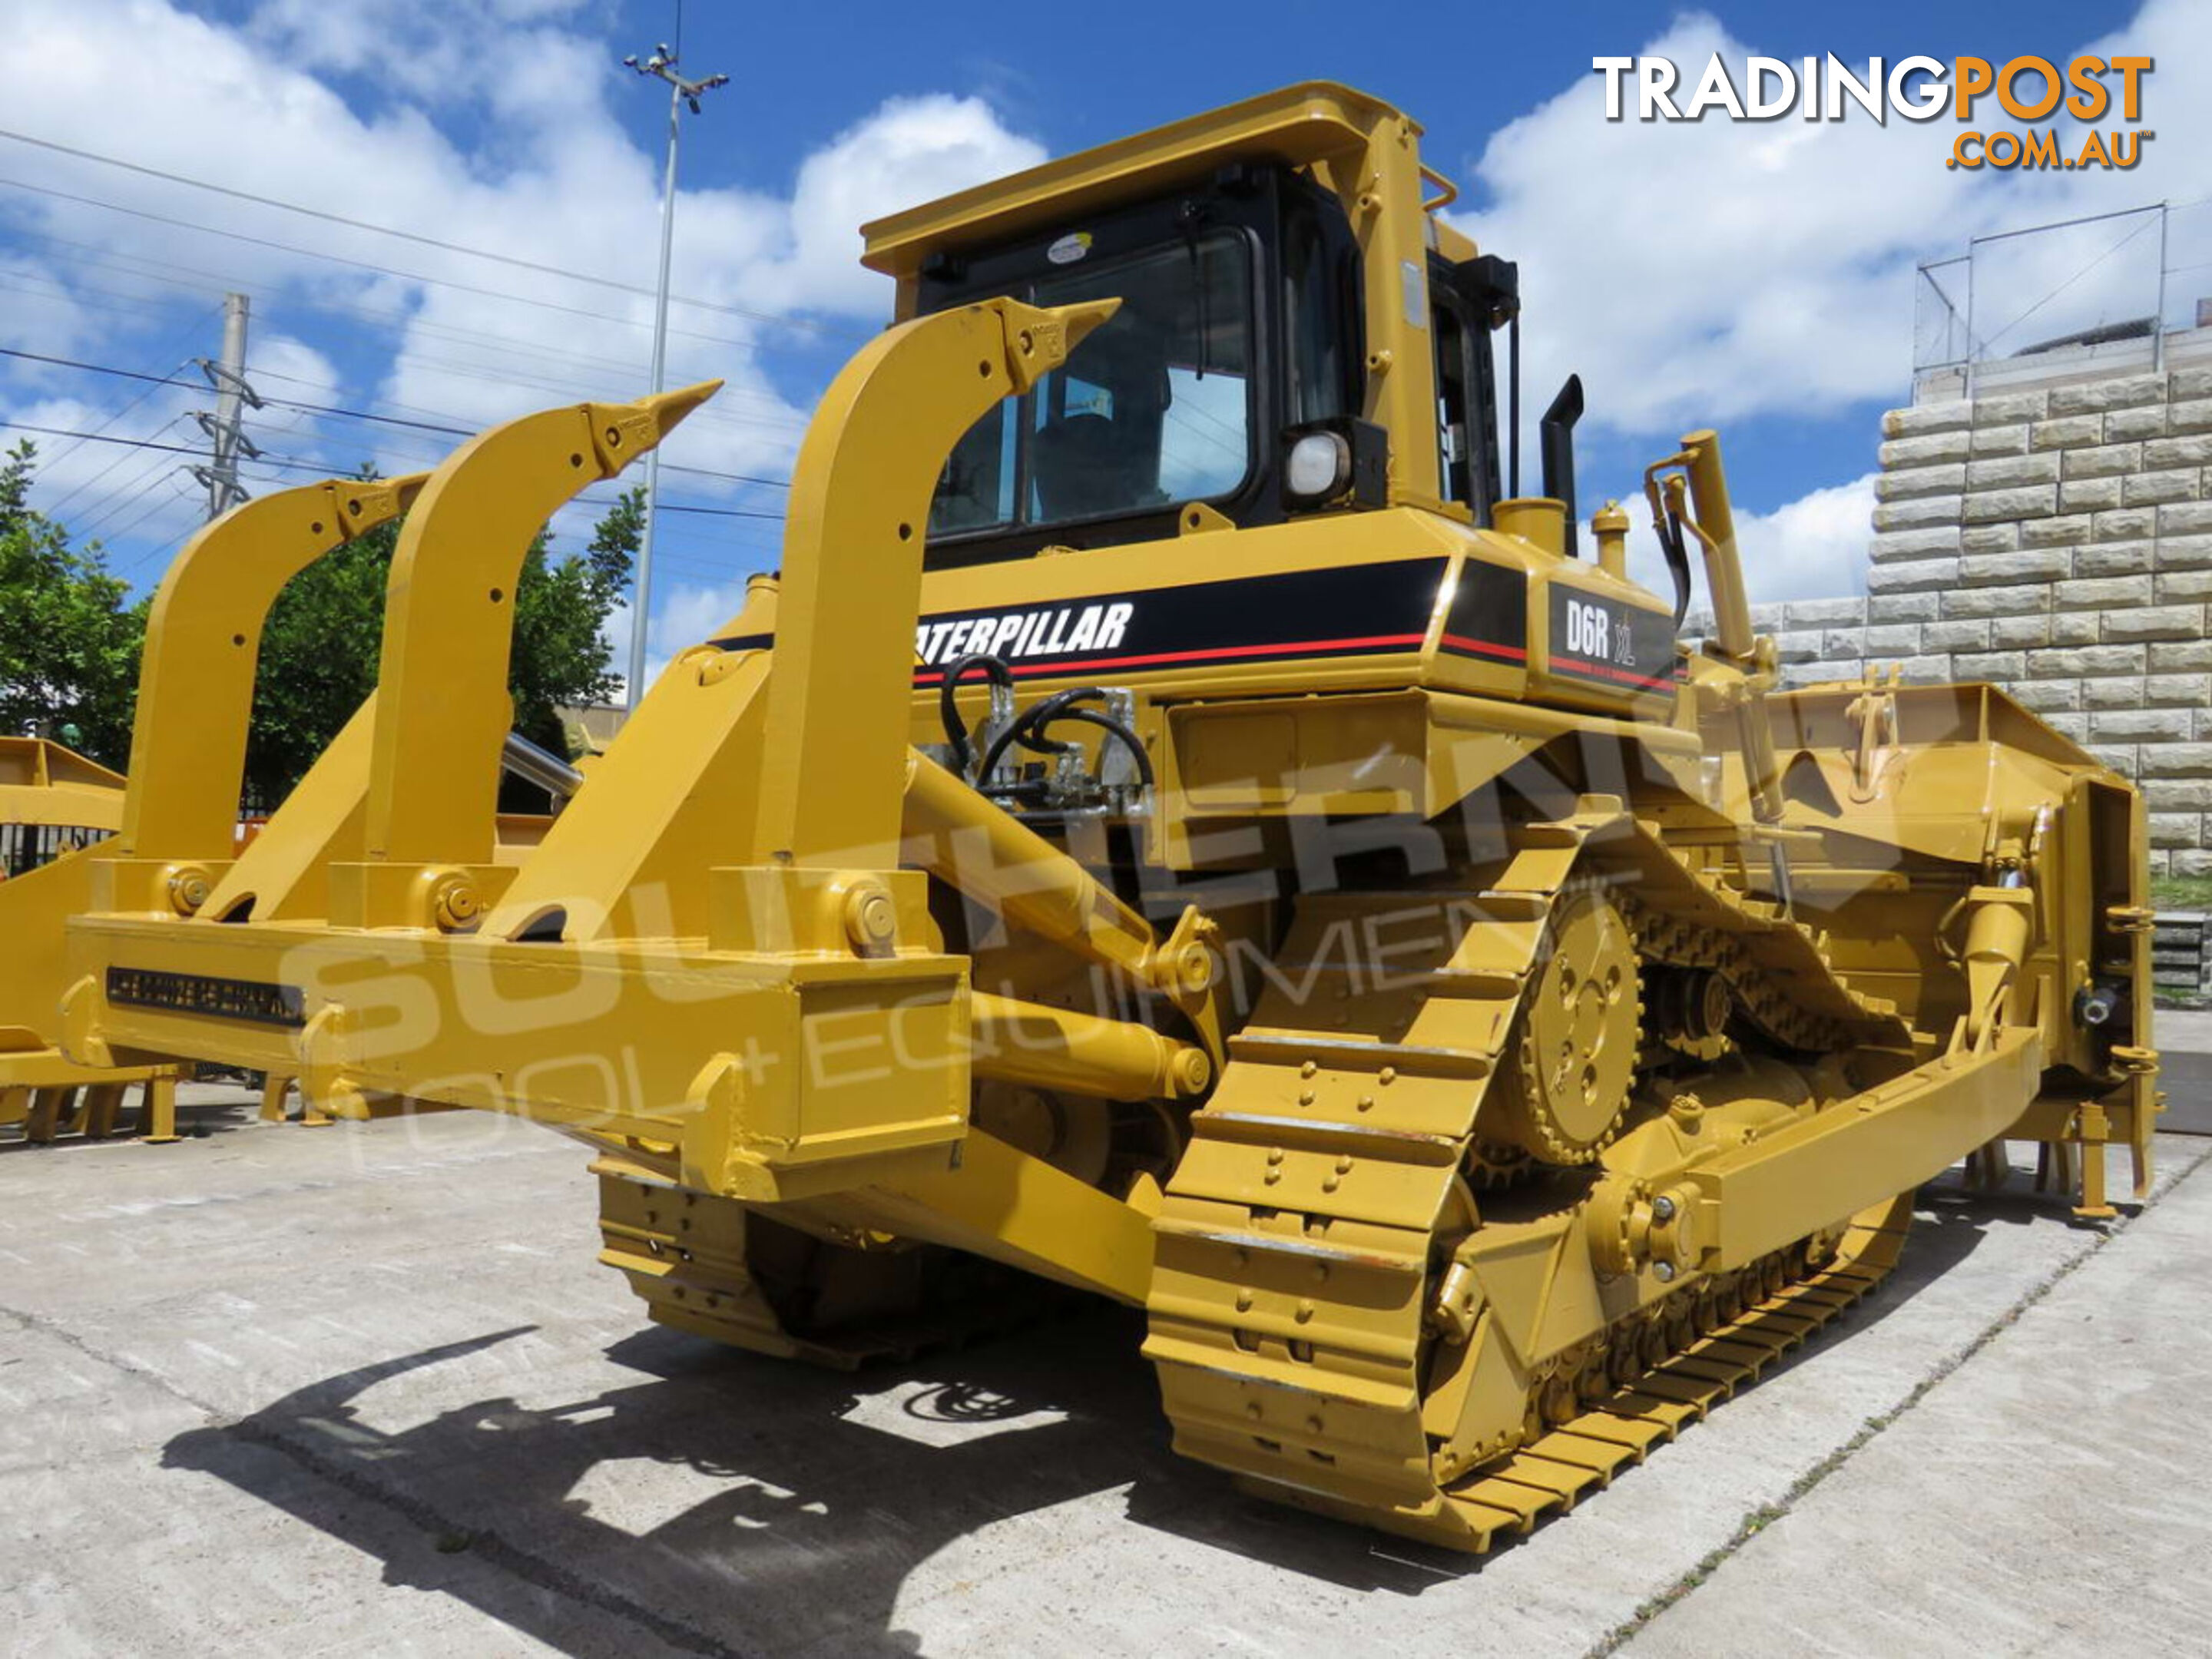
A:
909;162;1521;567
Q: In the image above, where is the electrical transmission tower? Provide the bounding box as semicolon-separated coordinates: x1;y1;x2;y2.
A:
190;290;262;520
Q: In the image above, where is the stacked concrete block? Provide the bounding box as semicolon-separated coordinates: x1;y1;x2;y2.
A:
1668;365;2212;872
1853;364;2212;874
1677;596;1876;688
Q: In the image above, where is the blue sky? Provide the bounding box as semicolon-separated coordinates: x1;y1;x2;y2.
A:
0;0;2194;680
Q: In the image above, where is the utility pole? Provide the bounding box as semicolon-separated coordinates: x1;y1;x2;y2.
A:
190;291;262;521
621;41;729;707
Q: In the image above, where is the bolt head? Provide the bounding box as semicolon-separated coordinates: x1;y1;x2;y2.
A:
431;878;482;931
1176;941;1214;995
842;882;899;953
167;868;212;915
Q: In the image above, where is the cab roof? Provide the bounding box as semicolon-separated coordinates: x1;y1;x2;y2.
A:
859;81;1419;280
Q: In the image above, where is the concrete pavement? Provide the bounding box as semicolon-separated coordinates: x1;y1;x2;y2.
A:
2151;1010;2212;1134
1627;1151;2212;1657
0;1090;2205;1657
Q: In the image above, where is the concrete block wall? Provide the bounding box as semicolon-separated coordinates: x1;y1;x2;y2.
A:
1681;596;1877;686
1678;364;2212;874
1869;366;2212;876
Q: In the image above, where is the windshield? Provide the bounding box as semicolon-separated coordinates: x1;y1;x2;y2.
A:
929;230;1253;538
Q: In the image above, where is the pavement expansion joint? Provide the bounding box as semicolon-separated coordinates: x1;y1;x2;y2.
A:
1584;1140;2212;1659
0;1296;220;1410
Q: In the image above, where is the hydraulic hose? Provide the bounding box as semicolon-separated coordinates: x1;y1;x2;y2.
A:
938;653;1013;778
976;687;1151;790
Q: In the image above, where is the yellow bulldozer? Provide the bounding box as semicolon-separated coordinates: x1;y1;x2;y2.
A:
40;83;2156;1552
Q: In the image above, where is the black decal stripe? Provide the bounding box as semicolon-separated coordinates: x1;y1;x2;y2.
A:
1439;634;1528;664
1439;558;1528;667
916;633;1424;685
710;558;1456;680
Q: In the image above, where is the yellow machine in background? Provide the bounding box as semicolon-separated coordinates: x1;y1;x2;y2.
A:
0;734;184;1141
0;734;124;863
51;84;2155;1552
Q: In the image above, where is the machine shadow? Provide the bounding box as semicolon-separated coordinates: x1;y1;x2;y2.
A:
154;1174;2084;1651
0;1086;260;1152
158;1306;1197;1655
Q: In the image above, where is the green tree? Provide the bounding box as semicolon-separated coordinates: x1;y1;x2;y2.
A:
241;477;640;809
511;482;641;757
0;440;146;767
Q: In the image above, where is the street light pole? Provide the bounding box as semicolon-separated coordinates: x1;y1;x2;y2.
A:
621;42;728;708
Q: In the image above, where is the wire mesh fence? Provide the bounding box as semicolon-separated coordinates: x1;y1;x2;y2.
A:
1913;200;2212;402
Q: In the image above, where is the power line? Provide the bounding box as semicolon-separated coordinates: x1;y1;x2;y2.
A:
35;310;213;492
0;221;820;415
0;265;189;323
2;344;796;490
260;393;794;491
45;411;192;520
646;501;781;521
0;344;177;387
0;418;214;459
72;454;187;543
101;473;198;550
0;129;864;338
0;176;839;364
0;419;784;524
248;342;810;439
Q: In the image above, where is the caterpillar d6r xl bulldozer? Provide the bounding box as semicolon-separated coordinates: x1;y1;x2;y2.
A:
55;84;2156;1552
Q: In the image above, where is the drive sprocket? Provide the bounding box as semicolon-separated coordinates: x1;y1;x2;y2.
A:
1482;885;1639;1164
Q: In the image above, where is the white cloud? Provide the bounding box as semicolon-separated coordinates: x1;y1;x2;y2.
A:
0;252;94;357
1455;2;2212;442
243;0;598;111
1457;1;2210;604
0;0;1042;665
1733;473;1879;601
1620;473;1879;606
748;95;1048;316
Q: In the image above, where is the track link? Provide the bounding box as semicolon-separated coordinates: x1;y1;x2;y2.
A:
1143;800;1919;1552
1257;1193;1910;1551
